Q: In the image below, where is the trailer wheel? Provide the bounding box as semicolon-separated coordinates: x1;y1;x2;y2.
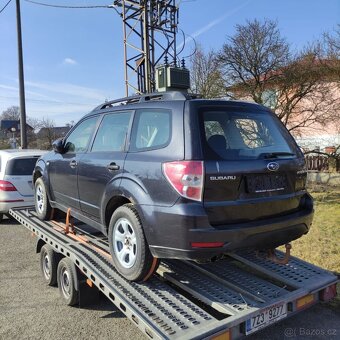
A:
35;177;52;220
57;258;79;306
40;244;58;286
109;205;159;282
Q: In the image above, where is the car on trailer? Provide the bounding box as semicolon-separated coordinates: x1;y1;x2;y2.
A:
32;91;313;281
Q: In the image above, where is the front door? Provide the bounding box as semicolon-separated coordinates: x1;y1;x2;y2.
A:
48;116;98;209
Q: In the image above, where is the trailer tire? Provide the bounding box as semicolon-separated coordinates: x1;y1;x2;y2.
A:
40;244;58;286
108;205;159;282
35;177;52;220
57;258;79;306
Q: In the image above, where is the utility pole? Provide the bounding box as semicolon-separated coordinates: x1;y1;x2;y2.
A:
16;0;27;148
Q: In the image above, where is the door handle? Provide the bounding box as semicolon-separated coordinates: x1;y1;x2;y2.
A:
107;162;120;171
69;160;77;169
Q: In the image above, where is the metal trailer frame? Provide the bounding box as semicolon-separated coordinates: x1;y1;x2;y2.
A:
9;207;338;340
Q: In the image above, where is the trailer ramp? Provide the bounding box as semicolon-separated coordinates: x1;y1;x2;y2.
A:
10;207;338;340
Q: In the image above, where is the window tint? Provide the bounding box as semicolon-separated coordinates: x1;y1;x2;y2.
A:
92;112;132;152
5;157;39;176
202;109;295;160
64;117;98;153
131;109;171;151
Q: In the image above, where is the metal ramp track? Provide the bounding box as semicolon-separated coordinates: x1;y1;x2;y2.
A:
9;207;339;340
229;250;336;291
10;207;219;339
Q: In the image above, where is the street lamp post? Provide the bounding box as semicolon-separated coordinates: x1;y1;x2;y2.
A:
10;127;17;149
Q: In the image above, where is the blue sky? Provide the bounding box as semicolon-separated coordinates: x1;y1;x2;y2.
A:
0;0;339;126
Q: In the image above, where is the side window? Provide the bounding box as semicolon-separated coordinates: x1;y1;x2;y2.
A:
92;112;132;152
131;109;171;151
64;117;98;153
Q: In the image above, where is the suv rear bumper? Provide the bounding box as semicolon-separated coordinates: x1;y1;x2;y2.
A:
139;195;314;261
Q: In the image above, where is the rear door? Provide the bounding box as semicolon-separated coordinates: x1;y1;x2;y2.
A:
198;106;304;226
4;156;40;196
77;110;132;219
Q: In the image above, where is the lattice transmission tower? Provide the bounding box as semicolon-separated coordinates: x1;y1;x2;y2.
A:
113;0;182;96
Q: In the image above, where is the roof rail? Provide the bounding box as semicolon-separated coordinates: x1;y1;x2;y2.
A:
93;91;201;111
95;95;141;111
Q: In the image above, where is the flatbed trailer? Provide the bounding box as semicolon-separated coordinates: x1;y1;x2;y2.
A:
10;207;338;340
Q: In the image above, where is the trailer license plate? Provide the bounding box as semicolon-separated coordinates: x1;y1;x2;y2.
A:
245;303;287;335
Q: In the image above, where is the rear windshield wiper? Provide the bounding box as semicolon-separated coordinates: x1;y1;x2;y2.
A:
259;152;295;159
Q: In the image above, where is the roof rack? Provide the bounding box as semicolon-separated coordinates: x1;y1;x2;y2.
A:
94;91;201;111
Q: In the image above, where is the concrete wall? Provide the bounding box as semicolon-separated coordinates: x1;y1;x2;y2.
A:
307;171;340;186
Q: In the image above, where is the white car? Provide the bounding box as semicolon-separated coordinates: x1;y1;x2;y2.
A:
0;149;47;221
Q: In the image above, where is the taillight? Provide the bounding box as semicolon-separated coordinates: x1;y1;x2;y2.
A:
163;161;204;201
0;180;17;191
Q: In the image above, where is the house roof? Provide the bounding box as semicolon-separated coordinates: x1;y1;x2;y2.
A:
0;120;33;131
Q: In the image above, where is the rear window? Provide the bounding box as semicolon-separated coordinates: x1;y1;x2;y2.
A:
200;109;297;160
5;157;40;176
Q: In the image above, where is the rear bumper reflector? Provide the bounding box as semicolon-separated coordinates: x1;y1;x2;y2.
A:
296;294;315;309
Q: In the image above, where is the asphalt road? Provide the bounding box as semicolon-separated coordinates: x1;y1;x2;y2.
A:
0;216;339;340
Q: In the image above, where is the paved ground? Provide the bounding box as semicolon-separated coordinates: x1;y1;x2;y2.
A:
0;217;339;340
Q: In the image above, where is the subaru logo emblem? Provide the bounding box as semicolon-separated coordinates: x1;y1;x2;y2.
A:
267;162;279;171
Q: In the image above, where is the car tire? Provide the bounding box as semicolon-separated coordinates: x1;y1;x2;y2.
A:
40;244;58;286
108;204;159;282
57;258;79;306
35;177;52;220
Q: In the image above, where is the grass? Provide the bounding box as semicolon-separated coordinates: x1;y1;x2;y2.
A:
282;188;340;309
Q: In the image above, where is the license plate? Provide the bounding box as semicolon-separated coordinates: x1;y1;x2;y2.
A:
247;174;287;193
245;303;287;335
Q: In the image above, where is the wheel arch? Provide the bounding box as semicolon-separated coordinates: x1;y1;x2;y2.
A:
103;195;132;230
102;175;151;230
33;159;47;183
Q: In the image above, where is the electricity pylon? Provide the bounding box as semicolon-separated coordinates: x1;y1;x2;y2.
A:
113;0;179;96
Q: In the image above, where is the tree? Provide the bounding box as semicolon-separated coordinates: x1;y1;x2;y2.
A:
273;47;340;133
1;106;20;120
219;19;290;104
218;19;340;134
190;45;225;98
323;25;340;60
36;118;56;149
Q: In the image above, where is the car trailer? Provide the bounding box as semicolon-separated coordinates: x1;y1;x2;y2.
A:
9;207;338;340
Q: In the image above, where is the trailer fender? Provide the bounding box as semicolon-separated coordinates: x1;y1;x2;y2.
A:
36;238;46;253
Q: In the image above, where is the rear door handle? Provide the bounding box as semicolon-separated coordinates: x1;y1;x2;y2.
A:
69;160;77;168
107;162;120;171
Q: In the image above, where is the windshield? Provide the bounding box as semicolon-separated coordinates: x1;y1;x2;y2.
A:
200;108;297;160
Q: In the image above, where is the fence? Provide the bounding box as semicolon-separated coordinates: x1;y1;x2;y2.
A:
305;155;329;171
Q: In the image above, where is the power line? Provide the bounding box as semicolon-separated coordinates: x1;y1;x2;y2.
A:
0;95;98;106
0;0;12;14
23;0;111;9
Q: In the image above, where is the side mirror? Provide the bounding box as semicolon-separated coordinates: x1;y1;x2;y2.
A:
52;138;64;153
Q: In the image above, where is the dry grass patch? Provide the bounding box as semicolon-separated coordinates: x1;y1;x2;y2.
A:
283;189;340;309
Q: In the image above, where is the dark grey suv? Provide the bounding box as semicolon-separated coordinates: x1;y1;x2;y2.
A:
33;91;313;281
